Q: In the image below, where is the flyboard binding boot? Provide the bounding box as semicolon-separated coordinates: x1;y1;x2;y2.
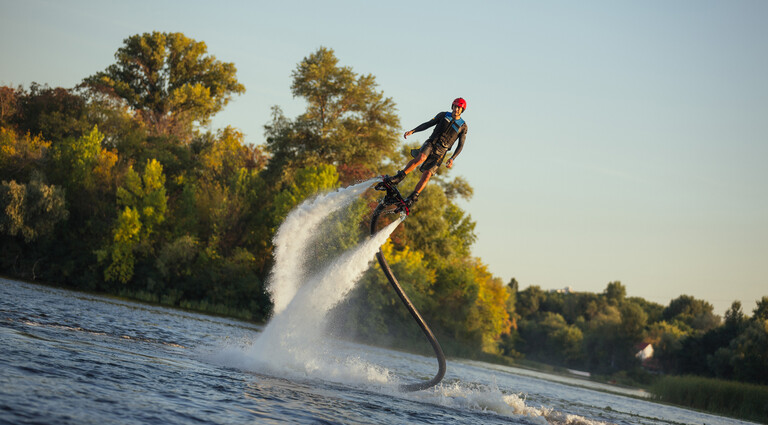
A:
374;174;410;216
382;170;406;186
405;191;419;209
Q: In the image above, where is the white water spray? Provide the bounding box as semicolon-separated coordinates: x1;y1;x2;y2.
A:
268;179;376;315
243;180;403;383
253;218;401;377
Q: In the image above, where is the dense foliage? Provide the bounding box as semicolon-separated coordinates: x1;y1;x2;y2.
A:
2;33;766;389
505;281;768;386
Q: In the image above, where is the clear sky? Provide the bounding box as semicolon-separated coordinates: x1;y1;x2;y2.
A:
2;0;766;315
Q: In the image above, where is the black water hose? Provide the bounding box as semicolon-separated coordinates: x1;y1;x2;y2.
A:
370;204;446;392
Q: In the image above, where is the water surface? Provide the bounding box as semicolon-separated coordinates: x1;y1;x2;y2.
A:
0;278;755;425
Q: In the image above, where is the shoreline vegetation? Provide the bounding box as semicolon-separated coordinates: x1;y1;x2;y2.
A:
2;32;767;424
649;376;768;424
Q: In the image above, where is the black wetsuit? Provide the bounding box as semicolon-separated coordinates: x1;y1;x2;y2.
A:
410;111;468;173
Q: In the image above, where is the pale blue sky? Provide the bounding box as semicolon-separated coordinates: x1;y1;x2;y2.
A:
2;0;766;315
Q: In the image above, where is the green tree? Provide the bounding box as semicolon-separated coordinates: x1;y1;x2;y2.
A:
500;279;522;358
520;312;583;366
517;285;547;317
10;84;92;142
0;174;68;243
424;257;510;355
583;305;629;373
620;302;648;343
119;159;168;240
562;291;601;323
659;296;723;376
175;127;268;256
724;301;747;330
272;164;340;221
753;296;768;321
442;175;474;201
197;126;265;185
728;319;768;384
264;47;400;184
100;206;142;283
334;242;437;348
230;168;272;272
49;125;102;190
156;235;198;280
646;320;687;372
706;300;759;380
627;296;665;324
98;159;168;283
401;184;475;263
505;278;519;329
663;294;721;333
83;32;245;139
604;281;626;306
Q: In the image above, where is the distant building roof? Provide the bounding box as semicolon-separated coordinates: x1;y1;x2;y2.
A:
635;343;654;361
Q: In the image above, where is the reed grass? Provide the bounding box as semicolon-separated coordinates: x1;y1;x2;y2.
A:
649;375;768;423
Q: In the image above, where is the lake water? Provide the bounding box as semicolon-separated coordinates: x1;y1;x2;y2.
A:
0;278;754;425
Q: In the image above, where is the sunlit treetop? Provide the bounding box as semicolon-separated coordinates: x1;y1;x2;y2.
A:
83;32;245;139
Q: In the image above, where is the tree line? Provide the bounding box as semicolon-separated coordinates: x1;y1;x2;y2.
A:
1;32;766;386
504;281;767;385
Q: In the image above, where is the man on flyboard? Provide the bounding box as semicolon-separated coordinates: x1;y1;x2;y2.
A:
383;97;468;209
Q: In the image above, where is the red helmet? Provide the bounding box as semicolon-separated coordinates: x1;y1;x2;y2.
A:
452;97;467;111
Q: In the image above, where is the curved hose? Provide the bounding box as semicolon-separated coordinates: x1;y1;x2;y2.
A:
370;204;446;392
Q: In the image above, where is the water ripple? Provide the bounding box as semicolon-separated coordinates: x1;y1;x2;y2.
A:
1;278;755;425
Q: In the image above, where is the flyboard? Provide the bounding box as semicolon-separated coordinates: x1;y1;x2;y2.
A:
371;177;446;391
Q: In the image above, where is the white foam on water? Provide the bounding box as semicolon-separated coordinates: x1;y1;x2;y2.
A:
410;382;612;425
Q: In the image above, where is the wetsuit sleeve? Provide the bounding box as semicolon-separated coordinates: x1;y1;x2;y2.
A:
411;113;442;133
449;126;467;160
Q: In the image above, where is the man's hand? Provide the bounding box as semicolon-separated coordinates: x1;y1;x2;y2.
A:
446;158;454;168
404;130;414;139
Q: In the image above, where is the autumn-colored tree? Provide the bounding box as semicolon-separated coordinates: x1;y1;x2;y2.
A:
419;256;511;356
465;261;513;353
0;86;19;126
0;127;50;181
